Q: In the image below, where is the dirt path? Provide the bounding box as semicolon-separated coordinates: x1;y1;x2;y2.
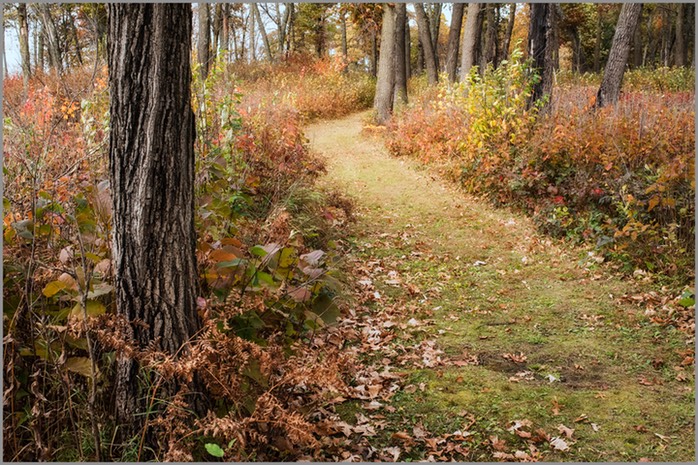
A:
306;112;694;462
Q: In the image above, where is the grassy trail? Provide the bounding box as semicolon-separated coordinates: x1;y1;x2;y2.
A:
306;112;694;462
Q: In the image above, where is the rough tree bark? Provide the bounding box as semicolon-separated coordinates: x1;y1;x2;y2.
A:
374;4;397;124
501;3;516;63
394;3;408;104
414;3;438;84
460;3;482;80
596;3;643;108
18;4;31;95
445;2;465;82
198;3;211;79
107;3;203;439
527;3;558;111
405;16;411;78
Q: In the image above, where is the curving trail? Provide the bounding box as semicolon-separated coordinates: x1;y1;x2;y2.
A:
305;112;694;462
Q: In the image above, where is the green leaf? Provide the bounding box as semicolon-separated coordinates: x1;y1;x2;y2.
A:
205;443;225;458
217;258;247;268
42;281;67;297
312;294;341;324
249;245;268;257
278;247;296;268
678;290;695;308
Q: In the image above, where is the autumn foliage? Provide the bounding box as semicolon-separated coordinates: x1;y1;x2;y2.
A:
387;58;695;280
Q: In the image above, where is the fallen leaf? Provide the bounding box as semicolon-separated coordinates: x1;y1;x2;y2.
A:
557;424;574;439
549;436;570;451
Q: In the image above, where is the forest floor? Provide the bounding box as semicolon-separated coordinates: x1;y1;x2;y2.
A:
305;112;695;462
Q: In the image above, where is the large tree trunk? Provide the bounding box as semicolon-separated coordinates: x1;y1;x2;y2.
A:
221;3;230;62
527;3;558;111
18;4;31;96
414;3;438;84
38;4;63;74
374;4;397;124
674;3;686;67
198;3;211;79
107;3;202;440
460;3;482;80
481;3;498;70
501;3;516;63
394;3;408;104
632;17;643;68
212;3;223;62
596;3;643;108
445;2;465;82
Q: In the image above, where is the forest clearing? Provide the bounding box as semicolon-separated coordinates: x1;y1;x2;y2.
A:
2;2;695;462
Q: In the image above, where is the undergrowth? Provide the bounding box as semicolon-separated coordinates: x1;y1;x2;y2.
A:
3;57;360;461
387;52;695;284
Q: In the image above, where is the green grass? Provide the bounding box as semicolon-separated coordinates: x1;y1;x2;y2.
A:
306;112;695;462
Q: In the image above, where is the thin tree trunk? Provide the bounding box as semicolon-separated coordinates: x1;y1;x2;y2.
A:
405;16;411;78
445;2;465;82
253;4;273;61
71;13;83;66
38;4;63;74
38;24;45;72
340;11;347;58
394;3;408;104
221;3;230;62
249;5;256;61
198;3;211;79
429;3;442;71
18;4;31;95
674;3;685;67
374;4;397;124
414;3;438;84
596;3;643;108
107;4;203;444
481;3;498;70
501;3;516;63
212;3;223;62
371;28;378;77
460;3;482;80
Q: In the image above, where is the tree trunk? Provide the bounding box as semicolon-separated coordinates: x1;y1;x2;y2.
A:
414;3;438;84
70;11;84;67
249;5;256;61
445;2;465;82
38;24;45;72
18;4;31;95
371;28;378;77
374;4;397;124
38;4;63;74
460;3;482;80
501;3;516;63
253;4;273;61
596;3;642;108
107;4;202;441
221;3;230;62
429;3;442;72
212;3;223;62
674;3;686;67
198;3;211;79
481;3;498;70
527;3;557;111
341;11;348;64
394;3;408;104
405;16;411;78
